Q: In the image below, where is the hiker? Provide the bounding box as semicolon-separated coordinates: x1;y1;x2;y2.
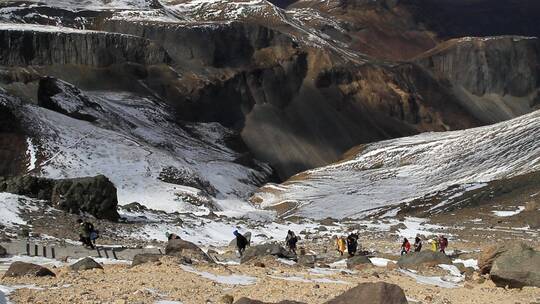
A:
234;230;249;257
414;236;422;252
336;236;346;256
285;230;298;255
346;233;359;257
429;238;438;251
438;235;448;254
166;232;181;240
400;238;411;255
77;219;95;249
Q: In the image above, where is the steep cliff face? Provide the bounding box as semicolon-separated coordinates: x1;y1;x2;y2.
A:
0;93;27;177
416;36;540;123
0;24;169;67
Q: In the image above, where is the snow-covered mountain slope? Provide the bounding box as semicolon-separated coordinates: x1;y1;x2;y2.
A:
5;88;271;214
252;109;540;219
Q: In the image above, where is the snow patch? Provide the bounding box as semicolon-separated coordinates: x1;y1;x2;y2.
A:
492;206;525;217
180;265;256;285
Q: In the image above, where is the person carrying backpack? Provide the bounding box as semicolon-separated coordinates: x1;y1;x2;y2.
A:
414;236;422;252
336;236;346;256
234;230;249;257
400;238;411;255
285;230;298;255
77;219;95;249
346;233;359;257
439;235;448;254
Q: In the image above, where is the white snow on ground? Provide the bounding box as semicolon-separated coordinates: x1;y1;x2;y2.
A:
180;265;257;285
369;257;396;267
277;258;297;266
399;269;461;289
492;206;525;217
453;259;478;270
10;0;153;11
22;91;270;214
255;109;540;219
268;275;349;284
0;193;37;228
25;138;37;172
438;264;463;277
397;217;446;239
0;22;101;34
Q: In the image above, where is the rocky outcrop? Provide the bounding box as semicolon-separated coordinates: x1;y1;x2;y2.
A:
51;175;120;221
0;175;120;221
416;37;540;123
325;282;408;304
70;257;103;271
241;243;294;263
37;77;102;122
478;243;514;275
397;251;452;268
346;255;372;269
488;242;540;288
0;26;169;67
132;253;164;267
3;261;55;278
0;94;27;176
165;239;213;263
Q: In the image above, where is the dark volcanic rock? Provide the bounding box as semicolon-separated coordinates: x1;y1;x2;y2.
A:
490;242;540;288
70;257;103;271
0;175;55;200
0;27;169;67
241;243;294;263
132;253;164;267
3;261;55;278
51;175;120;221
165;239;213;263
325;282;408;304
37;77;102;122
397;251;451;268
346;255;372;269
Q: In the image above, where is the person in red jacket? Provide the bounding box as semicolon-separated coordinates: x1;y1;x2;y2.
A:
401;238;411;255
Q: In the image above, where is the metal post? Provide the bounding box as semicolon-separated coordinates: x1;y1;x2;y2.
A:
26;243;30;255
34;244;38;256
42;246;47;257
51;247;56;259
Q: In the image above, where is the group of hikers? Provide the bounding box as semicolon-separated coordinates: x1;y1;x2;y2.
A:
77;219;99;249
400;235;448;255
231;229;449;258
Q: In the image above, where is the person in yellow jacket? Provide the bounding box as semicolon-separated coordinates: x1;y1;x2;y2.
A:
429;238;439;251
336;236;347;256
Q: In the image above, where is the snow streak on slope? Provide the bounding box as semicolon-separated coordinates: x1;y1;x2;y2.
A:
254;110;540;219
22;91;270;213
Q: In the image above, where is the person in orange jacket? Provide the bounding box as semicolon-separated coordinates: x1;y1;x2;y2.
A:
336;236;347;256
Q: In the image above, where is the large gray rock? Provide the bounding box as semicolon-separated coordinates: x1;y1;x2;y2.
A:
165;239;213;263
346;255;372;269
132;253;164;267
325;282;408;304
3;262;55;278
478;243;514;275
241;243;294;263
234;298;305;304
70;257;103;271
0;175;120;221
38;77;102;122
490;242;540;288
297;255;316;268
51;175;120;221
397;251;451;268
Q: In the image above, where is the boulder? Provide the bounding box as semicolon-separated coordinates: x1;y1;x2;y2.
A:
132;253;164;267
37;77;102;122
478;243;514;274
70;257;103;271
241;243;294;263
397;251;451;268
346;255;372;269
51;175;120;221
0;245;6;257
0;175;55;200
297;255;316;267
234;298;306;304
165;239;213;263
490;242;540;288
3;262;55;278
325;282;408;304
